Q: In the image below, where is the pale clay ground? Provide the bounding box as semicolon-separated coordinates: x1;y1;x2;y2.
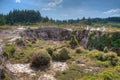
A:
6;62;68;80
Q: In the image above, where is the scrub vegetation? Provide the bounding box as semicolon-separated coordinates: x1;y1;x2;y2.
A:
0;10;120;80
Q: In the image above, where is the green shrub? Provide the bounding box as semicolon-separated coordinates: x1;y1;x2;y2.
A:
95;51;117;61
30;50;51;68
99;71;113;80
3;45;16;59
90;50;118;66
88;50;104;59
78;65;120;80
96;53;104;61
75;47;84;54
96;52;118;66
96;61;110;67
104;46;109;53
55;65;82;80
112;48;120;56
4;75;10;80
52;48;70;61
58;48;70;61
26;42;32;47
0;69;10;80
46;47;54;56
52;52;59;61
110;58;118;66
16;39;25;46
69;35;79;49
115;66;120;71
65;42;71;48
103;52;117;61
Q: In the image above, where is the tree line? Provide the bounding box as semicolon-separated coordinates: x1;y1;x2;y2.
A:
0;9;120;25
0;9;51;25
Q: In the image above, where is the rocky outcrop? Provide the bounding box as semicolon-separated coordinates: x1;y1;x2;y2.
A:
21;28;72;42
20;27;120;53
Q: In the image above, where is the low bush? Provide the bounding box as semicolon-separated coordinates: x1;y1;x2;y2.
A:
55;65;82;80
98;70;113;80
89;50;118;66
46;47;54;56
103;52;117;61
78;66;120;80
96;52;118;66
75;47;84;54
104;46;109;53
26;42;32;47
69;35;79;49
88;50;104;59
96;61;110;67
96;52;104;61
52;52;59;61
58;48;70;61
110;58;118;66
114;48;120;56
16;39;25;46
52;48;70;61
30;50;51;68
3;45;16;59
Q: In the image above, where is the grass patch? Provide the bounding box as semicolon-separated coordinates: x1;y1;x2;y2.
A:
55;64;82;80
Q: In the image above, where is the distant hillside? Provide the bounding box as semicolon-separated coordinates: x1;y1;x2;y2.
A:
0;9;120;26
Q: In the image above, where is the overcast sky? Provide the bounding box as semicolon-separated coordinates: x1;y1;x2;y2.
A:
0;0;120;20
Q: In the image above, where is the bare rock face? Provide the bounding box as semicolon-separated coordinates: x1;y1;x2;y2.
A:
21;28;72;42
20;28;105;49
21;27;120;52
0;46;3;55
